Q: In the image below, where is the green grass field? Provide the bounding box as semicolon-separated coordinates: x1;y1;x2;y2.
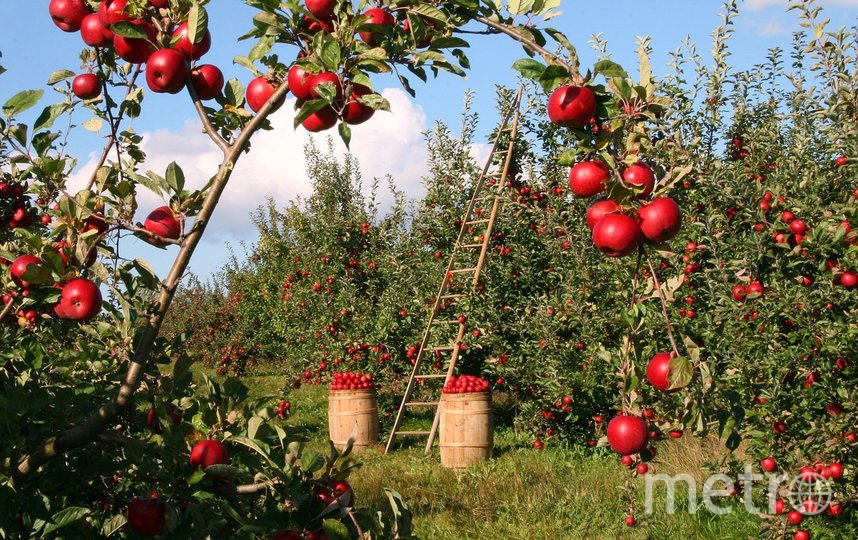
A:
240;374;764;539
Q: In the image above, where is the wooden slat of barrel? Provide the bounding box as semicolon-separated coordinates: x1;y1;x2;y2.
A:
328;389;379;451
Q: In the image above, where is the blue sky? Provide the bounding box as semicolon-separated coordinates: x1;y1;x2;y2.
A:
2;1;858;279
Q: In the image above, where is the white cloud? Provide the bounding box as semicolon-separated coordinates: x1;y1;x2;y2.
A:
69;88;431;244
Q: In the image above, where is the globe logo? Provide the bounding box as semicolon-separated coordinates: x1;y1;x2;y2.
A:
787;470;833;516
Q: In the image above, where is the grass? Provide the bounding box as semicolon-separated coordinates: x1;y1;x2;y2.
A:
234;373;764;539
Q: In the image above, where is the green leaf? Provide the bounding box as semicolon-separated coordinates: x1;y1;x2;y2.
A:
33;103;71;132
322;519;351;540
111;21;147;39
188;3;209;45
667;356;693;391
247;416;263;440
83;117;103;132
225;78;244;107
509;0;536;15
594;60;629;79
539;64;572;92
511;58;546;81
47;69;76;85
293;99;330;128
133;258;161;289
318;36;342;71
42;507;90;535
338;122;351;149
231;436;282;472
165;161;186;192
409;5;448;24
101;514;125;537
4;89;43;117
301;450;325;473
173;353;195;384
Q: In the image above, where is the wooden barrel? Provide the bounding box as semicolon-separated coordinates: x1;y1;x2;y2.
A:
328;389;379;452
439;392;493;468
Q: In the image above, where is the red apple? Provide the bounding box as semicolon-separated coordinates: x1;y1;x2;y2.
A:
622;162;655;198
98;0;129;26
636;197;681;243
10;255;45;289
835;155;848;167
246;77;284;113
190;64;224;100
568;160;610;198
288;64;314;100
303;14;334;34
646;352;677;392
308;71;343;99
80;13;114;47
270;532;302;540
59;278;102;321
190;439;230;470
341;84;375;125
49;0;90;32
586;198;621;230
305;0;336;18
113;20;156;63
144;206;182;246
302;106;338;132
547;85;596;128
592;213;640;257
126;496;165;537
146;49;189;94
606;415;649;455
358;8;395;46
72;73;102;100
150;0;169;7
172;21;212;60
731;284;747;302
760;457;777;473
840;272;857;288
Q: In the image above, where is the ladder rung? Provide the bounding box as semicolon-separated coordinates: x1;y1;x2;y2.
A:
416;374;448;379
450;267;476;274
436;319;462;324
395;431;432;436
405;401;439;407
465;219;491;225
432;346;455;351
461;243;483;249
440;294;464;299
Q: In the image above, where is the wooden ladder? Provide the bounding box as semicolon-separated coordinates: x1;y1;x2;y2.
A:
384;87;524;455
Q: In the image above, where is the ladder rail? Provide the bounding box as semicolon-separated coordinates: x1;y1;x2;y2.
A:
385;86;524;455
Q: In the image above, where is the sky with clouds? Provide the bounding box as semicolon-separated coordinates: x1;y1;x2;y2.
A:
2;1;858;278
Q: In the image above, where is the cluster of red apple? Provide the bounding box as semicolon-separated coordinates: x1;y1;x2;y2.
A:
49;0;225;101
126;438;230;536
3;253;102;325
827;221;858;288
328;371;375;390
0;181;37;230
547;85;682;257
759;459;846;540
442;374;490;394
731;280;765;302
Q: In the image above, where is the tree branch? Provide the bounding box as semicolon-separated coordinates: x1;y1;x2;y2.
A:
474;16;581;83
11;81;292;484
645;253;681;359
